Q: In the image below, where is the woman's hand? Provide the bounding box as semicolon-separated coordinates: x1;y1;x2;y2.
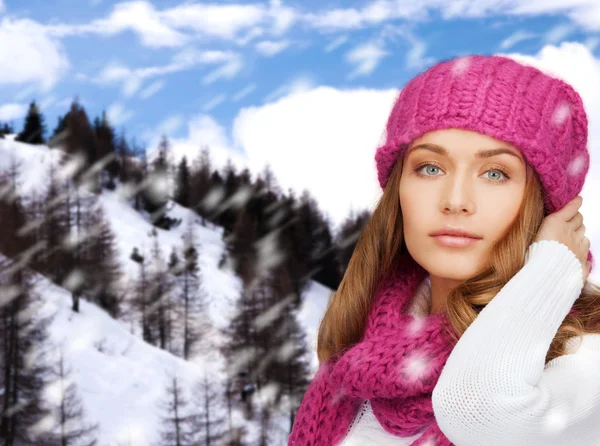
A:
534;195;591;282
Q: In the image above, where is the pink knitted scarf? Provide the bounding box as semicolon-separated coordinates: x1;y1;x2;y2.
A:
288;252;458;445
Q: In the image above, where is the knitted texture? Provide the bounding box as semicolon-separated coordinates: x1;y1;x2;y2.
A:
374;54;594;272
288;253;456;446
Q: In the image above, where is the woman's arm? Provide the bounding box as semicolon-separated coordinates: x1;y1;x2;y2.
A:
431;240;600;445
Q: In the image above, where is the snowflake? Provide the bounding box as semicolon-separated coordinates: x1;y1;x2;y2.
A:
567;154;586;176
551;101;570;126
451;56;471;76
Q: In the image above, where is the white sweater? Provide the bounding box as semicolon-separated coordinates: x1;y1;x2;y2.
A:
340;240;600;445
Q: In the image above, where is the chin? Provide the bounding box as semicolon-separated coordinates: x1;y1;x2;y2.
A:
424;265;476;282
410;249;482;281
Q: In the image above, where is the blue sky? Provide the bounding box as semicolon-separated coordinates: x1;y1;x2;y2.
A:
1;0;600;231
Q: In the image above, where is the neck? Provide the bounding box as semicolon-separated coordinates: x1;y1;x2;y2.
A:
428;275;461;315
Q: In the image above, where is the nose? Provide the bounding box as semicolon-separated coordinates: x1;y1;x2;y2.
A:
441;175;475;215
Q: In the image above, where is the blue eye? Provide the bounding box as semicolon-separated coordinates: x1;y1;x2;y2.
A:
413;163;511;183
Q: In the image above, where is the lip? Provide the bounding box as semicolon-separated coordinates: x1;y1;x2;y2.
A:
432;235;481;248
429;227;482;239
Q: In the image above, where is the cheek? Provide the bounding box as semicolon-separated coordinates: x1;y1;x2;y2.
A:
480;196;522;238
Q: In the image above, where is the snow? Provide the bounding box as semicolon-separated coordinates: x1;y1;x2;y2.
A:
0;136;329;446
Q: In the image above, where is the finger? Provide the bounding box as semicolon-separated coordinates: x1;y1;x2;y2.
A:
575;224;586;238
559;195;583;221
568;212;584;229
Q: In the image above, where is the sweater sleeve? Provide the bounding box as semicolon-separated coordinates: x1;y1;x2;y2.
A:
431;239;600;445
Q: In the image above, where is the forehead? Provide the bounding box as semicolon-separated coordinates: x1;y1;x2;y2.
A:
407;129;524;160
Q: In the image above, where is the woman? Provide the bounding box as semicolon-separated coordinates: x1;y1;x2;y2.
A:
288;54;600;445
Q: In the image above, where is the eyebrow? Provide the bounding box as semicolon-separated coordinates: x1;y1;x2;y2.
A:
408;143;523;161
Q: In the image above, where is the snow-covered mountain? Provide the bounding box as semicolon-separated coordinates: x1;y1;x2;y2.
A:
0;135;332;446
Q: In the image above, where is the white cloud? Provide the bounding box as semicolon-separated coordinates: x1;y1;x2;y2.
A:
345;41;389;78
379;24;435;71
13;85;38;102
255;40;290;56
585;37;599;52
232;84;257;102
123;75;143;98
139;114;184;145
92;50;243;92
500;30;538;49
268;0;297;35
161;3;266;40
203;94;227;112
324;35;349;52
139;79;165;99
107;102;134;126
145;114;248;173
46;1;188;48
202;56;244;85
157;115;184;135
0;103;28;121
405;38;435;70
511;0;600;31
45;0;297;48
262;75;316;103
303;0;600;32
543;23;574;45
39;95;57;110
232;86;399;229
0;17;69;91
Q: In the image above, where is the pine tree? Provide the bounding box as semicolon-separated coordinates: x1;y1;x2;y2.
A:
297;189;342;289
82;202;123;318
51;114;67;141
53;98;101;193
93;111;119;185
142;135;172;228
115;129;132;185
0;256;61;445
189;146;214;222
16;100;46;145
221;284;264;419
0;122;15;138
40;160;72;286
228;208;261;289
174;156;191;208
335;208;370;276
0;154;34;259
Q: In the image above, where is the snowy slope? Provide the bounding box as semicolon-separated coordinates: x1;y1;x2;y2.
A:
0;136;330;446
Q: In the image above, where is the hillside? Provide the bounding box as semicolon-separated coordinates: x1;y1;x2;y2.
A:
0;135;331;445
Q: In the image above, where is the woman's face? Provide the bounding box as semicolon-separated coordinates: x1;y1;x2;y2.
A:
399;128;527;281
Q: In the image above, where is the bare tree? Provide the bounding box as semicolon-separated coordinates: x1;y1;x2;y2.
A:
190;372;227;446
45;347;100;446
168;218;209;360
154;373;195;446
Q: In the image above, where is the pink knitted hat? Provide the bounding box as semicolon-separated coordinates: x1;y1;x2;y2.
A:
374;54;594;273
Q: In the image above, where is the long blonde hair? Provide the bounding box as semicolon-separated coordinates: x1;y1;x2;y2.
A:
318;150;600;366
